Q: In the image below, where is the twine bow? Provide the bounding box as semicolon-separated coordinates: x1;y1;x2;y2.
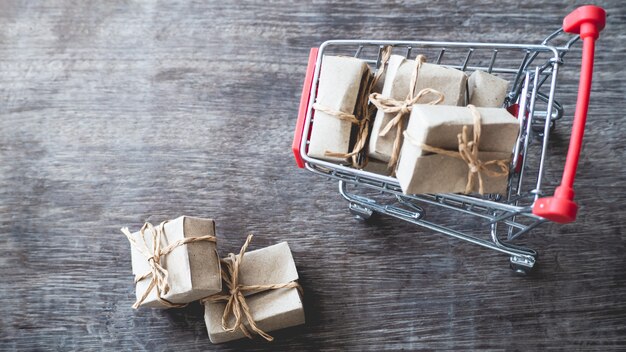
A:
201;235;302;342
403;104;510;195
122;221;217;309
312;103;369;163
369;55;444;171
312;46;392;168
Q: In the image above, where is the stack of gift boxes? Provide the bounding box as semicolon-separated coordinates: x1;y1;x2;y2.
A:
308;50;518;196
121;216;305;344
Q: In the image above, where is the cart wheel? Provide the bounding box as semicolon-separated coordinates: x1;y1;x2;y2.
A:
349;203;374;221
532;120;556;139
509;256;534;276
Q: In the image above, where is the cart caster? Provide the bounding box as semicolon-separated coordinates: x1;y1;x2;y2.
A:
532;120;556;139
509;256;535;276
349;203;374;221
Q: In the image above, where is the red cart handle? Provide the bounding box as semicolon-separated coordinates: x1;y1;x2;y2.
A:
533;5;606;223
293;48;319;168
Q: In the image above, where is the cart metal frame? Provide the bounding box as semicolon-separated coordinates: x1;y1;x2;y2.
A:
292;6;606;273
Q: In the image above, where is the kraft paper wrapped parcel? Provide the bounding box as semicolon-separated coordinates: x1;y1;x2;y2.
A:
468;70;510;107
123;216;222;309
396;105;520;195
363;158;391;175
368;55;468;164
307;55;371;163
204;238;304;344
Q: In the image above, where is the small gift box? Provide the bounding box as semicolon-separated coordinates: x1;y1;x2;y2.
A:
308;55;371;164
121;216;222;309
468;70;509;107
369;55;466;170
396;104;519;195
203;235;304;344
414;60;467;106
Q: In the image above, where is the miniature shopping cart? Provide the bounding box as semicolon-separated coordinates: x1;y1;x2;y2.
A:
292;6;606;274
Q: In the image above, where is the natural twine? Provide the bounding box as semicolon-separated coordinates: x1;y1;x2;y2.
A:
312;45;392;168
121;221;217;309
403;104;510;195
201;234;302;342
369;55;444;172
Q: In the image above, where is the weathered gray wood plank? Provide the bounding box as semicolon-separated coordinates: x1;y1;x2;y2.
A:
1;0;625;350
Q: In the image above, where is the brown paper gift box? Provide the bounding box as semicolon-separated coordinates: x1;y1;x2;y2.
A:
369;55;467;163
468;70;509;107
127;216;222;308
308;55;371;163
396;105;519;195
362;158;390;175
204;241;304;344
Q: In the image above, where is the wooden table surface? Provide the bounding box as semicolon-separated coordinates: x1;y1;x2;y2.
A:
1;1;625;350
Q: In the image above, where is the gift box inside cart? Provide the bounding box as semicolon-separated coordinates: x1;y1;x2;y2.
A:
292;5;606;274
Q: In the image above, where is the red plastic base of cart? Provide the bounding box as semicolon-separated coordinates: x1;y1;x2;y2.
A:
292;48;318;168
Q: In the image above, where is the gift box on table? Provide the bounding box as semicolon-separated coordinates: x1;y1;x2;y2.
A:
369;55;466;169
203;235;304;344
468;70;509;107
308;55;371;163
396;104;520;195
122;216;222;309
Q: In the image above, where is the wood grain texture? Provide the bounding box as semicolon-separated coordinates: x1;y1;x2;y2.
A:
1;0;625;350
